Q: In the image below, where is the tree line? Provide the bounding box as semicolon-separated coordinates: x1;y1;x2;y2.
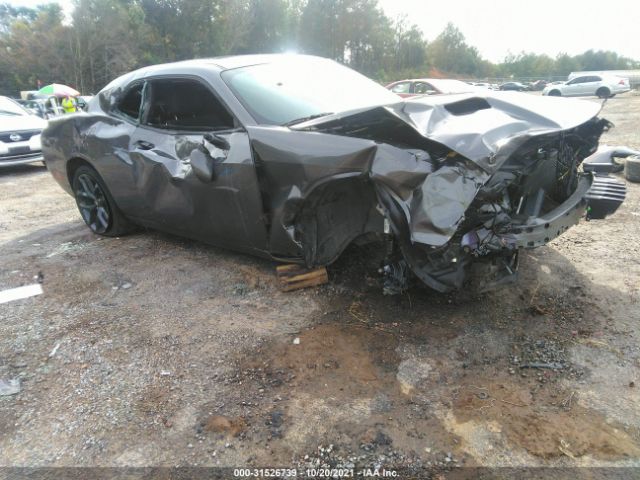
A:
1;0;638;96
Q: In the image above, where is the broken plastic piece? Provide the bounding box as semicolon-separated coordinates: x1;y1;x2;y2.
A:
585;175;626;220
0;378;21;396
48;342;61;358
0;283;43;304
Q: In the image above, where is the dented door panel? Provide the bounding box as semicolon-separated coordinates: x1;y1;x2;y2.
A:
128;128;269;254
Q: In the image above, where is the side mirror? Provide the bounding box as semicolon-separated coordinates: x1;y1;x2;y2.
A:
204;133;230;151
190;148;215;183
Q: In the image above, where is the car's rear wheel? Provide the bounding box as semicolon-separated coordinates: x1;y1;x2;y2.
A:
596;87;611;98
72;165;135;236
548;90;561;96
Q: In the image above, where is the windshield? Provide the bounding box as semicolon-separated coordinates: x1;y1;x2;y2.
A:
0;96;28;116
221;57;400;125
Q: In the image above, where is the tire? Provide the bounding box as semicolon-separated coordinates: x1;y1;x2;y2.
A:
625;155;640;183
72;165;135;236
548;90;561;96
596;87;611;99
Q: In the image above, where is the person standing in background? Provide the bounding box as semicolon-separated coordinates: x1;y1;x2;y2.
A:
61;95;76;114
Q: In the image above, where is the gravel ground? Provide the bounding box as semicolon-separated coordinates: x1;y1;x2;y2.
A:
1;92;640;477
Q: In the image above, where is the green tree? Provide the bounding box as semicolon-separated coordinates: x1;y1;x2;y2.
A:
0;4;70;95
138;0;222;61
393;17;428;73
426;23;484;76
70;0;143;93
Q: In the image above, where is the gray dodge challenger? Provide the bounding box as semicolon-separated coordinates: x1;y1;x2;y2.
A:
42;54;626;293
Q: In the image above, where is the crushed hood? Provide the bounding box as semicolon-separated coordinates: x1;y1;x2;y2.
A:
287;91;606;249
295;91;603;173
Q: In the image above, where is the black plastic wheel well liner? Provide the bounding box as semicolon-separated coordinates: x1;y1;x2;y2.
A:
295;176;383;267
66;157;94;187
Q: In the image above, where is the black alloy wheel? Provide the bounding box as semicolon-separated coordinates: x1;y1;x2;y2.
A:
72;165;135;236
75;172;111;233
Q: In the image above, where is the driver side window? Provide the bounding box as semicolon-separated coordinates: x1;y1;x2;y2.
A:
117;83;144;120
144;78;235;131
414;82;434;94
391;82;411;94
568;77;587;85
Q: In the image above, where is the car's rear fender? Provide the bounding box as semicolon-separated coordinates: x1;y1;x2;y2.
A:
41;116;79;195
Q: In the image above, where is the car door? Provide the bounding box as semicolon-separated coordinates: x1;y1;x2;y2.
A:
127;76;269;254
565;76;589;96
585;76;602;95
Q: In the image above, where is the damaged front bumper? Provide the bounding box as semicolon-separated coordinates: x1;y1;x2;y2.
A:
397;172;626;293
465;172;626;252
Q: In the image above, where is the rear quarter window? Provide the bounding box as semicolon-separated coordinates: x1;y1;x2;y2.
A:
117;83;144;120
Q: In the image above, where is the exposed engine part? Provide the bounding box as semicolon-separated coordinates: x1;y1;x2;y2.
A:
380;260;410;296
468;252;520;293
402;128;624;291
461;227;514;257
555;136;579;200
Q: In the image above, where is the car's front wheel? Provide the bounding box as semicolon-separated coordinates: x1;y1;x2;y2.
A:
548;90;561;96
596;87;611;98
72;165;135;236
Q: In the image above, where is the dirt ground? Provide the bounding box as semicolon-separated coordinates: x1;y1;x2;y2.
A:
1;92;640;478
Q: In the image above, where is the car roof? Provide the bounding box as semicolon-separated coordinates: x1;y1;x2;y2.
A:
134;54;328;76
101;54;334;92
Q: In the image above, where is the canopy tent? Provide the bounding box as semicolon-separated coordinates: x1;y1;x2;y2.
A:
37;83;80;97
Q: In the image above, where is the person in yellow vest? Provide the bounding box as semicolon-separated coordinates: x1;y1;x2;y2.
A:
61;95;76;114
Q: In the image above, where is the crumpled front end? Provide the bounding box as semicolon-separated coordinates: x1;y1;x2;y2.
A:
391;128;625;293
295;93;626;292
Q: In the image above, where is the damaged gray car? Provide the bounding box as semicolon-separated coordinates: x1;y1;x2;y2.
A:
42;54;626;293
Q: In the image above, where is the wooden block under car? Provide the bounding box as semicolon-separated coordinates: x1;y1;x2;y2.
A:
276;264;328;292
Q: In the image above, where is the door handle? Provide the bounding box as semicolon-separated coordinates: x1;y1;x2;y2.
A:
134;140;155;150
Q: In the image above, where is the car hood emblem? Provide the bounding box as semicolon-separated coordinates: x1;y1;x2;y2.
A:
9;133;22;142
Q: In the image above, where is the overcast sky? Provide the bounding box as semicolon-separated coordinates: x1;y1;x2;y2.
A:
378;0;640;62
6;0;640;63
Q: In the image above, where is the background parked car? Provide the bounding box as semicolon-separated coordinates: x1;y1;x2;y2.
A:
15;99;48;119
499;81;528;91
31;95;65;118
542;75;630;98
530;80;548;91
385;78;479;97
0;96;47;167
